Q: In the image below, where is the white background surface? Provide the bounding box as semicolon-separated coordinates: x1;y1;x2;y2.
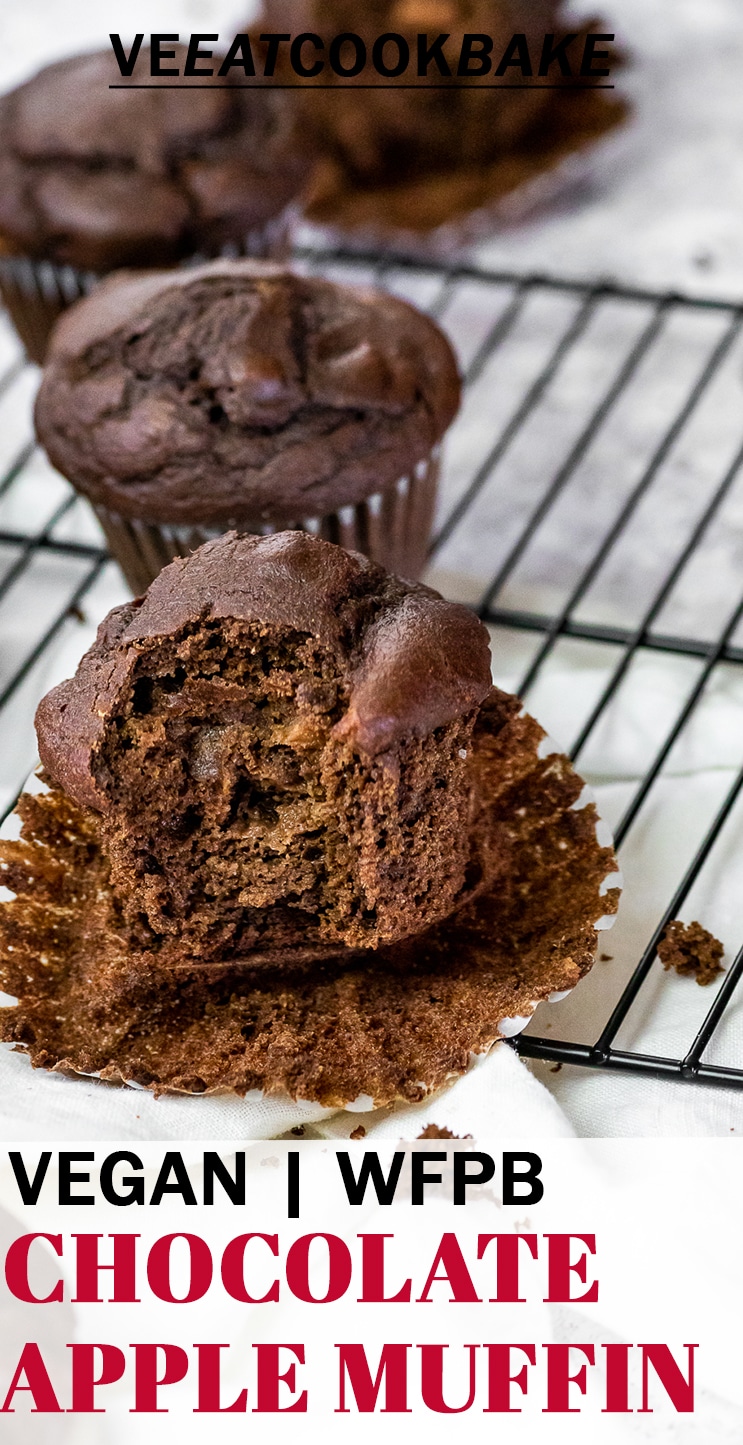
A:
0;1140;740;1441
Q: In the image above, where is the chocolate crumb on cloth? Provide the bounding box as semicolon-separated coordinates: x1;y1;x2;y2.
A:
258;1;628;244
0;696;618;1107
658;921;725;987
0;48;306;273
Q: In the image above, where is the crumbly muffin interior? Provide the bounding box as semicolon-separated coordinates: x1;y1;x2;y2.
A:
97;616;480;961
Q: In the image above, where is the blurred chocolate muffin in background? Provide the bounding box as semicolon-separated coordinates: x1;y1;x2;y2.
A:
258;0;626;240
34;530;495;963
0;45;309;362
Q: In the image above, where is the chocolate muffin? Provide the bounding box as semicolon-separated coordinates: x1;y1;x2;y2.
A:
266;0;559;174
35;531;493;962
1;533;620;1105
0;46;307;362
34;260;460;589
258;1;626;239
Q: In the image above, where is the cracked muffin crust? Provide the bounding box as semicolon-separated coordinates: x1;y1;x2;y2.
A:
35;259;461;527
0;47;307;271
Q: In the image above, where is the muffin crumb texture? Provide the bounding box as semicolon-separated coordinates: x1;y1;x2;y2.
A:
658;920;725;987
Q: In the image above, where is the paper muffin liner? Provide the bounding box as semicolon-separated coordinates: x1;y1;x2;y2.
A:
0;210;295;367
0;254;94;368
91;448;440;594
0;699;622;1116
299;89;631;262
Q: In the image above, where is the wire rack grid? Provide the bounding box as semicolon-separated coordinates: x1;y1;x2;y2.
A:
2;245;743;1093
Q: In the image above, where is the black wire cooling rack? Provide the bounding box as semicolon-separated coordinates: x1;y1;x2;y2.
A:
2;245;743;1093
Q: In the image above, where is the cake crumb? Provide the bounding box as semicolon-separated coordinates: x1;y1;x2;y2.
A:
349;1125;366;1140
600;952;613;962
417;1125;471;1140
658;920;724;987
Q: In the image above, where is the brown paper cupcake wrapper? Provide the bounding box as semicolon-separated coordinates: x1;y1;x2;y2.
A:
0;210;296;367
0;700;620;1110
92;449;440;594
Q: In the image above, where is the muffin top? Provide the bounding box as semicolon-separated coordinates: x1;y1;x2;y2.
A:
0;48;306;271
34;260;461;525
36;529;492;812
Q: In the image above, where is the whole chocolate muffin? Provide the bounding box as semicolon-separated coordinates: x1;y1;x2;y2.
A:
34;260;460;589
35;531;493;962
0;46;307;361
